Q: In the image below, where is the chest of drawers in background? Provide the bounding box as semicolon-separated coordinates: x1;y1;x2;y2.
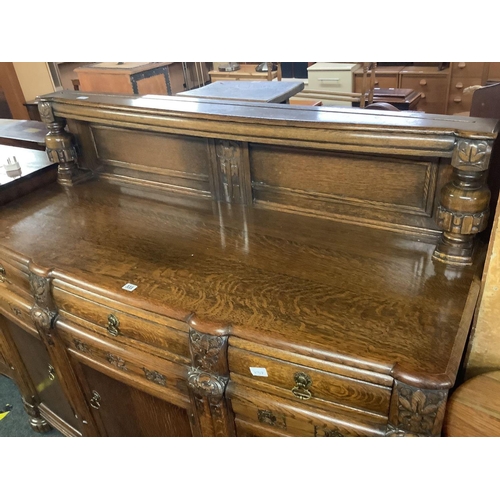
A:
399;66;450;114
447;62;500;115
306;63;360;106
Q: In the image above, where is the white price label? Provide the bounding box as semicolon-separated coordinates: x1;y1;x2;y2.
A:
122;283;138;292
249;367;268;377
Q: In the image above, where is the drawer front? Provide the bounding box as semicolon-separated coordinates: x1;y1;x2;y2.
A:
228;383;386;437
0;258;30;297
452;62;485;78
400;74;448;114
447;76;482;115
0;285;37;334
53;286;190;362
354;74;398;93
307;70;354;92
57;319;191;408
229;347;391;416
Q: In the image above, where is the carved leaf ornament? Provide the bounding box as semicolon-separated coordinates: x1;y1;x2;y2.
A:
457;141;487;165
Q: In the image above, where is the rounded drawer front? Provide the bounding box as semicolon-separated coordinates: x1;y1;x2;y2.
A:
399;74;448;114
452;62;485;78
52;285;190;362
228;383;386;437
0;258;30;296
228;347;391;416
57;320;191;407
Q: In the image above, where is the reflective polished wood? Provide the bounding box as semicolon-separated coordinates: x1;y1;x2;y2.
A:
0;91;498;437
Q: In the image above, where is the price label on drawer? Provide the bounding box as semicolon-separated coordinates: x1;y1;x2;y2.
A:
249;367;268;377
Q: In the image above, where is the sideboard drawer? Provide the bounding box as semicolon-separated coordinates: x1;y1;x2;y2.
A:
228;383;386;437
52;285;190;362
228;346;392;416
57;319;191;407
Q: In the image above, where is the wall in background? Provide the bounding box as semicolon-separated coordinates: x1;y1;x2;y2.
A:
12;62;55;102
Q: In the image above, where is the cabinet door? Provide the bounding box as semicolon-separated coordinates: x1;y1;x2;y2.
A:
75;362;193;437
5;318;83;435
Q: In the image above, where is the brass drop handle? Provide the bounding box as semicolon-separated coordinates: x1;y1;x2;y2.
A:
48;364;56;381
89;390;101;410
291;372;312;400
106;314;120;336
419;79;427;86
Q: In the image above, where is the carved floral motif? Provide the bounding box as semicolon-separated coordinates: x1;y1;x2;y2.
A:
30;307;56;346
143;368;167;386
189;330;226;371
106;353;127;371
452;139;492;171
388;384;447;437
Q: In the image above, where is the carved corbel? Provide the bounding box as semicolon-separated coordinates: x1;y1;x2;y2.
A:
38;101;92;186
28;269;58;346
433;138;493;265
186;316;235;436
386;380;448;437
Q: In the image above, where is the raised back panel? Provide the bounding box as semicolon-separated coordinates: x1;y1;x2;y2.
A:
90;125;211;197
250;144;445;232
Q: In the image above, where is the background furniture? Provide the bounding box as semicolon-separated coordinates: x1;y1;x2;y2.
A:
177;81;304;103
0;92;497;437
209;63;281;82
352;88;421;110
75;62;187;95
443;371;500;436
0;144;57;206
0;119;47;150
305;63;361;106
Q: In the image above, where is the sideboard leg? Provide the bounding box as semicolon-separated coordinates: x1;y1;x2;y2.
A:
22;399;52;433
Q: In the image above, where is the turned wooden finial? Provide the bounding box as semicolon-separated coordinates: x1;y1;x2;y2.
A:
38;100;91;186
433;138;493;265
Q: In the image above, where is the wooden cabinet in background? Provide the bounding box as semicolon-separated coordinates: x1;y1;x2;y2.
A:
74;62;186;96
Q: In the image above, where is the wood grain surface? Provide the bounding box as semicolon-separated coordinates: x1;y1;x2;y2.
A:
0;179;483;385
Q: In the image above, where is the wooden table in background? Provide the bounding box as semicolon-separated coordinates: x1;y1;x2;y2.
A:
0;144;57;206
74;62;186;96
177;81;304;104
0;119;47;150
209;64;278;82
443;371;500;436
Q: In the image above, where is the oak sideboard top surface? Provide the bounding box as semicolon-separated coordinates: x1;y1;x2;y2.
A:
0;178;482;384
1;90;498;437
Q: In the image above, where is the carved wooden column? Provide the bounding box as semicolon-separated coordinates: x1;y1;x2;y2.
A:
38;101;92;186
433;138;493;265
0;315;51;433
386;381;448;437
28;262;99;436
186;315;235;436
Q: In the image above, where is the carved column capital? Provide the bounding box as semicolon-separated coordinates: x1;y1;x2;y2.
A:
28;270;58;345
387;381;448;437
452;139;493;172
37;99;92;186
433;138;493;265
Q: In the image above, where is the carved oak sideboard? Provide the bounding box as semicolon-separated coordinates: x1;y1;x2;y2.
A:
0;91;498;437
